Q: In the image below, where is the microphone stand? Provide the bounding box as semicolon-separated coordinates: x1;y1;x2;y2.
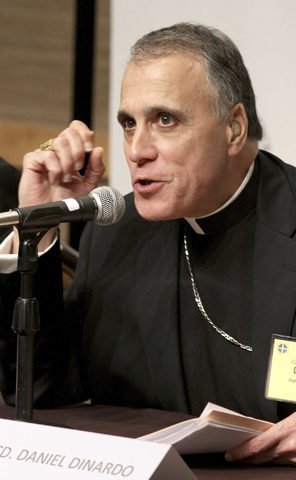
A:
11;225;54;422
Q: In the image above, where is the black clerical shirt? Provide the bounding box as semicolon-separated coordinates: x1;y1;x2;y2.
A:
179;160;266;419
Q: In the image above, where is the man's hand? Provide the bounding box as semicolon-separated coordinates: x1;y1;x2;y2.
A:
19;120;105;208
12;120;105;253
225;411;296;465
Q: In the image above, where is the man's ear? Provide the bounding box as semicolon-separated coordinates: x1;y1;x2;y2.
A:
231;121;241;140
227;103;248;156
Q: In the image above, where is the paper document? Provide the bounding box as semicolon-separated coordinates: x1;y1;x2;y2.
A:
139;402;273;455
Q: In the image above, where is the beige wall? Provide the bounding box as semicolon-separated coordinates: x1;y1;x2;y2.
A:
0;0;109;177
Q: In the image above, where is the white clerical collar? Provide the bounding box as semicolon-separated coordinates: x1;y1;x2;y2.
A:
185;162;255;235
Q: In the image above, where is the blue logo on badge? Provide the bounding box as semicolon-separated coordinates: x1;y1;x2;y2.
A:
278;343;288;354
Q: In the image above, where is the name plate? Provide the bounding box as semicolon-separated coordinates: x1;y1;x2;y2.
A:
266;334;296;403
0;418;195;479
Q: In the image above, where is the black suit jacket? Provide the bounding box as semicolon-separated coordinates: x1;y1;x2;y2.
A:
0;151;296;422
0;158;21;239
0;157;20;210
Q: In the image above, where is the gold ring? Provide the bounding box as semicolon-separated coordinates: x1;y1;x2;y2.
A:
40;139;54;151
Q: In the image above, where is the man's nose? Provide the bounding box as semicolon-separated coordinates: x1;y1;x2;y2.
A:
127;125;157;164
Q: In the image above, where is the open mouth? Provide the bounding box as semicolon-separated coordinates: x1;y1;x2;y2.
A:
139;180;154;185
134;179;163;193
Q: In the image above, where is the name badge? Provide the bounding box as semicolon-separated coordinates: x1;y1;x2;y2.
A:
265;334;296;403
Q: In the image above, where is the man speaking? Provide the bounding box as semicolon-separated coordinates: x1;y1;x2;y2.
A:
0;23;296;465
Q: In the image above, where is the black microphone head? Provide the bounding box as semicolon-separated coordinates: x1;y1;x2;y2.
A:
89;186;126;225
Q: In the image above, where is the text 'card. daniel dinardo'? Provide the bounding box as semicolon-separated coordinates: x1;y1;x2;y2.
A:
266;334;296;403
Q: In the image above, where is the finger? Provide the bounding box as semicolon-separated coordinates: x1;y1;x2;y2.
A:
56;129;89;174
23;149;64;186
236;443;296;466
272;454;296;466
226;419;284;463
226;414;296;465
225;437;274;464
82;147;106;190
234;447;281;465
68;120;94;153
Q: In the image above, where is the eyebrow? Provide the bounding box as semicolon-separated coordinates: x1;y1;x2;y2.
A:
117;106;187;125
117;110;131;125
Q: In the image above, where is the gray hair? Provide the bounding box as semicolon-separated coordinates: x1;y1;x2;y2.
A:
130;23;263;140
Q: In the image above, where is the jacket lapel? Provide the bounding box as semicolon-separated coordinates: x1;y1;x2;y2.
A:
135;219;190;413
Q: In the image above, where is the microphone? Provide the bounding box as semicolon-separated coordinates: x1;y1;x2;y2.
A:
0;186;126;229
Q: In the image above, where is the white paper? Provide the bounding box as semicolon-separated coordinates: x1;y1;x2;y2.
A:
140;402;273;454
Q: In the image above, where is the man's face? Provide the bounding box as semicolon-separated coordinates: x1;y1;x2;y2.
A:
118;54;235;221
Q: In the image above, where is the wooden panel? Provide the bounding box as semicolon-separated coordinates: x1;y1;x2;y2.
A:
0;0;75;126
93;0;110;133
0;0;110;171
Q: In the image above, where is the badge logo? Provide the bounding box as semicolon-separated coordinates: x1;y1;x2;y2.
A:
278;343;288;354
